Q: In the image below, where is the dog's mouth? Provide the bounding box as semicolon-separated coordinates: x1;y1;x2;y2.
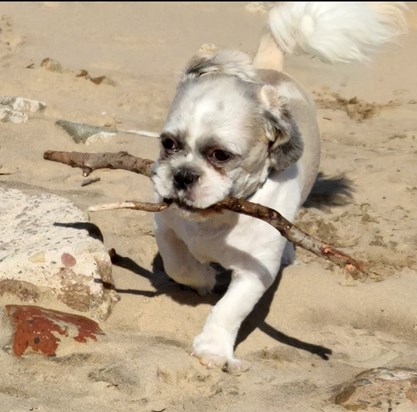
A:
168;198;197;211
163;197;225;217
164;197;204;213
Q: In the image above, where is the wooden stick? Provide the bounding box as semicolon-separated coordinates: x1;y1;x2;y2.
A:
88;198;367;279
45;149;370;279
43;150;153;177
89;201;170;213
215;197;365;278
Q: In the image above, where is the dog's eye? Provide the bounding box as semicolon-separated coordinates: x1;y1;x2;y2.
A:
161;136;178;152
210;150;233;162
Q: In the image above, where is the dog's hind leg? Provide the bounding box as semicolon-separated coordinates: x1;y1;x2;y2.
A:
253;29;284;72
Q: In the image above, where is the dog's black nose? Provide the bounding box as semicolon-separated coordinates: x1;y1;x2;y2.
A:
173;168;199;190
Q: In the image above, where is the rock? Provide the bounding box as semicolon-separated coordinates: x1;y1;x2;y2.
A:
0;96;46;113
0;188;118;319
2;304;103;357
55;119;159;143
40;57;65;73
55;119;160;142
55;119;117;143
0;107;27;124
0;96;46;124
85;132;118;145
76;69;116;86
334;367;417;411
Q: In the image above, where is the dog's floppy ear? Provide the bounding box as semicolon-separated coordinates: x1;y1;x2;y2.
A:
181;50;258;83
259;85;304;172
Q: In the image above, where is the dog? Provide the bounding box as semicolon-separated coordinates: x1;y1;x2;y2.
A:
151;2;407;370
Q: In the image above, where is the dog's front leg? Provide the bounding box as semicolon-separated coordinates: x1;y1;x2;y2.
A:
192;261;279;371
154;217;217;295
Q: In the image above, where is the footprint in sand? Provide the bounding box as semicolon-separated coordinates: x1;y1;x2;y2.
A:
0;15;23;58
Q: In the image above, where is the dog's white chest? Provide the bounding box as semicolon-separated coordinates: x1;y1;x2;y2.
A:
171;214;234;264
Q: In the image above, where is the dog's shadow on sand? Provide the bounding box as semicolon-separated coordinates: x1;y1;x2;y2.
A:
110;172;353;360
110;251;222;306
236;267;332;360
111;253;331;360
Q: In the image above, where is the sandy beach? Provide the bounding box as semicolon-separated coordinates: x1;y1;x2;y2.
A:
0;2;416;411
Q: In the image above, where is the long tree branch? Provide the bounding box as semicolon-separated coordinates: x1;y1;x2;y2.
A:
44;149;372;279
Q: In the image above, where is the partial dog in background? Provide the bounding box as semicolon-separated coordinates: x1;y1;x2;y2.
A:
151;2;407;370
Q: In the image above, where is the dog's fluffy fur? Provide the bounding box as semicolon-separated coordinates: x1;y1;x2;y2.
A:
151;2;407;370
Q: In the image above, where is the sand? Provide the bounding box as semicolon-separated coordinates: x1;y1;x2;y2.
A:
0;2;416;411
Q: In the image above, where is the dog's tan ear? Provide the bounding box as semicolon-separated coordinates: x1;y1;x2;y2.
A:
182;50;258;83
259;85;304;172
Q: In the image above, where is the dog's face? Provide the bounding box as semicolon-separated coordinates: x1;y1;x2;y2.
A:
152;51;303;210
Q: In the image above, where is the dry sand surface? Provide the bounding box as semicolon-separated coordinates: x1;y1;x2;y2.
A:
0;2;417;411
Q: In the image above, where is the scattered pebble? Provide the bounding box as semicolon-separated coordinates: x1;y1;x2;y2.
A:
0;96;46;124
56;119;117;143
334;367;417;410
76;69;115;86
40;57;65;73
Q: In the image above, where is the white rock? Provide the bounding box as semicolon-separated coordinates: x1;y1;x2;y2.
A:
0;107;28;124
0;188;118;319
0;96;46;124
10;96;46;112
85;131;117;145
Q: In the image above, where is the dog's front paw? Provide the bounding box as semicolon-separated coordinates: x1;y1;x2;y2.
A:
192;326;241;372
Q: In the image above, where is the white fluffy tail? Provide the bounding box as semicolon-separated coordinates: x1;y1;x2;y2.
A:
268;2;408;63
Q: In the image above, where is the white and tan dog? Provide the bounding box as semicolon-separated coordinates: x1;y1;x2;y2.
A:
152;2;407;370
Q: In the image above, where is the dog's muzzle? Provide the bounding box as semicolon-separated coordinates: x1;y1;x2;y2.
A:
173;167;200;191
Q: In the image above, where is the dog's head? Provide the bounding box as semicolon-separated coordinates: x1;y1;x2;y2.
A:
152;50;303;210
